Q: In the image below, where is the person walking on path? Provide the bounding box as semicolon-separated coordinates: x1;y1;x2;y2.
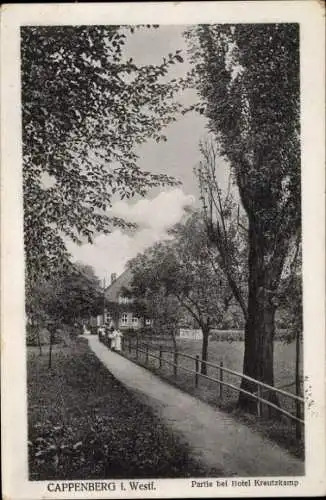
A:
111;327;123;352
82;323;91;336
106;324;115;349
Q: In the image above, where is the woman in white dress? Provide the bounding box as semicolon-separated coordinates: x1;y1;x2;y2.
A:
116;328;123;352
82;324;91;336
111;328;123;352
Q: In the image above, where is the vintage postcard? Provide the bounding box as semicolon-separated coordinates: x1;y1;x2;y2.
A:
1;1;325;499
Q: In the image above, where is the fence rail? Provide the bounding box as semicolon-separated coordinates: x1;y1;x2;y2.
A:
118;336;305;438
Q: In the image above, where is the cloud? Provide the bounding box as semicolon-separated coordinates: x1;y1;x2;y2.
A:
111;188;194;231
66;188;195;280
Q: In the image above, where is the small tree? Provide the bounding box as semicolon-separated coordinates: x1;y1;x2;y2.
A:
26;261;103;366
195;138;249;320
127;252;182;349
129;212;233;373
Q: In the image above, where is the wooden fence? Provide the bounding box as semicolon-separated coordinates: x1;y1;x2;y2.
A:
120;336;305;439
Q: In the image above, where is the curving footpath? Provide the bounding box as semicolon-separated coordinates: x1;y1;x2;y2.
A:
86;335;304;478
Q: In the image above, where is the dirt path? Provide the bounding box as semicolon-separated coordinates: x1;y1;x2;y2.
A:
87;336;304;477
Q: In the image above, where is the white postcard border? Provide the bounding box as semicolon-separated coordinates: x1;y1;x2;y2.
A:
1;2;325;498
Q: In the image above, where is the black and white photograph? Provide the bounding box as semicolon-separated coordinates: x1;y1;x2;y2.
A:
1;2;325;499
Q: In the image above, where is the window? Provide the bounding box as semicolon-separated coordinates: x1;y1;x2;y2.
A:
145;319;152;326
104;313;112;323
121;313;128;326
132;316;139;326
119;295;130;305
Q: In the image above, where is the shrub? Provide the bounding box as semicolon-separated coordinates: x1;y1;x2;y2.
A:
122;327;137;336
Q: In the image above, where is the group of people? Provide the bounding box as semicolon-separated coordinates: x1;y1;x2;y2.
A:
98;321;123;352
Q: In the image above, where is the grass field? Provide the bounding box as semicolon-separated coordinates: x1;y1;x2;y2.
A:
27;338;222;480
124;337;302;395
178;338;302;392
121;337;304;459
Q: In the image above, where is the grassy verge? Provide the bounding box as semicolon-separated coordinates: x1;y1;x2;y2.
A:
27;339;219;480
120;338;304;461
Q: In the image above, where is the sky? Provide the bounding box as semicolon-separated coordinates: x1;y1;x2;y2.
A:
66;26;228;282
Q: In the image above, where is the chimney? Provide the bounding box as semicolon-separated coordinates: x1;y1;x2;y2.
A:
111;273;117;284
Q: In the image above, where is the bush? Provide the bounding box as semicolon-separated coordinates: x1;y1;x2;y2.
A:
209;330;244;342
221;305;245;329
26;324;72;346
122;327;137;337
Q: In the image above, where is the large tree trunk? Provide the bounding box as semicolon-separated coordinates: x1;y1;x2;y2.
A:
238;222;284;414
201;321;210;375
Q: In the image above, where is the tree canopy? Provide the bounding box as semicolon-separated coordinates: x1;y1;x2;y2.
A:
26;261;103;327
186;24;300;236
22;25;184;282
128;211;233;370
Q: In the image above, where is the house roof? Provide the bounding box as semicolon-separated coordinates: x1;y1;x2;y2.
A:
104;268;133;303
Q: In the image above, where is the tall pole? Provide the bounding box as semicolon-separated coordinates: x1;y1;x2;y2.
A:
295;329;302;439
102;277;106;325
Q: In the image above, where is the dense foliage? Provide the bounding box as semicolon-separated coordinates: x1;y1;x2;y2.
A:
128;211;234;370
22;26;183;283
26;262;103;327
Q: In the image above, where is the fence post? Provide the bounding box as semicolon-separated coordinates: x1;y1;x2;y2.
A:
296;401;302;440
219;361;223;400
146;344;149;364
295;332;302;440
159;346;162;369
128;337;131;354
257;383;262;417
136;337;139;360
173;351;178;379
195;355;199;387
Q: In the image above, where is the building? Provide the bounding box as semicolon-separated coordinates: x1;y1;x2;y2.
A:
105;269;142;330
91;269;151;331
